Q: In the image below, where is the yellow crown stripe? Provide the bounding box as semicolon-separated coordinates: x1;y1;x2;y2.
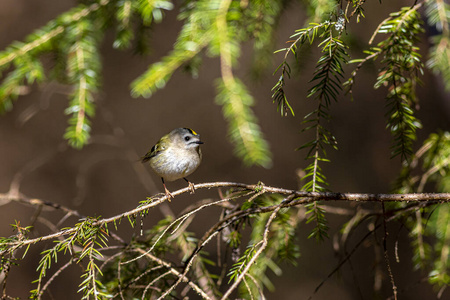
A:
185;128;198;135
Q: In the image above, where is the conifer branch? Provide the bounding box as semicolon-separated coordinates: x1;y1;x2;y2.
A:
345;4;424;161
214;0;271;168
0;27;64;69
2;180;450;298
425;0;450;90
0;0;110;69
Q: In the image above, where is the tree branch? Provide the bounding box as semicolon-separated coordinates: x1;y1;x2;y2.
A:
2;181;449;251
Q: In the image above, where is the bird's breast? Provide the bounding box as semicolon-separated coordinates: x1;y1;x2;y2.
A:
149;147;201;181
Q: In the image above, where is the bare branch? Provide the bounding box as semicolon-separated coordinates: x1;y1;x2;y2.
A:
2;181;449;251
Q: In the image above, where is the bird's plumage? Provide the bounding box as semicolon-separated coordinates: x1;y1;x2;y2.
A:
141;128;203;199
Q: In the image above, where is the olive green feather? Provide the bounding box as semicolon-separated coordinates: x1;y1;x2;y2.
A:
141;136;169;162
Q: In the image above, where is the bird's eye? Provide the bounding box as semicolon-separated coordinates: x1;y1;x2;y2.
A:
184;136;191;142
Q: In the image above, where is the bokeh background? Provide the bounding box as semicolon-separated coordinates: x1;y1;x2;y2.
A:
0;0;449;299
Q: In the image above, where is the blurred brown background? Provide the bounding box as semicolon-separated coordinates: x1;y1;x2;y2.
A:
0;0;449;299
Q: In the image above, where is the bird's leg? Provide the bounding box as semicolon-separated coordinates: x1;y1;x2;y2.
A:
161;178;173;201
184;178;195;194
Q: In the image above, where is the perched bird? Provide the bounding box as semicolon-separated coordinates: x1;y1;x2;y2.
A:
141;128;203;200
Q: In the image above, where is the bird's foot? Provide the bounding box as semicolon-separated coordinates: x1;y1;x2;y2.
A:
188;181;195;194
164;186;174;202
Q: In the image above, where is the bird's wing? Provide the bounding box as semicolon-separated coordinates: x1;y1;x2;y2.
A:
141;138;167;163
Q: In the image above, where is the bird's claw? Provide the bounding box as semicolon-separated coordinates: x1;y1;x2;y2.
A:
188;181;195;194
164;187;174;202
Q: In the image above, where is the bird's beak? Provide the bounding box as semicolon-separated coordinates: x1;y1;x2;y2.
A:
196;141;204;144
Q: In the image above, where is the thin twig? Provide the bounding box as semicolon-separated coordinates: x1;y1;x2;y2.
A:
308;224;380;300
152;230;218;300
38;259;74;299
220;204;282;300
142;270;172;300
382;202;398;300
308;201;432;299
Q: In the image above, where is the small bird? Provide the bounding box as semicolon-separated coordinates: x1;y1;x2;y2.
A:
141;128;203;200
